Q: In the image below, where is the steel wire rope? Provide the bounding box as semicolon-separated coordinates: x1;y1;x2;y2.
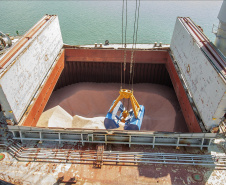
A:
121;0;128;106
128;0;141;110
129;0;138;89
121;0;124;90
121;0;140;112
132;0;141;91
124;0;128;89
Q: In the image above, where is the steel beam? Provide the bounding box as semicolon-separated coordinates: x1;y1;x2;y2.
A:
7;141;226;167
7;126;223;149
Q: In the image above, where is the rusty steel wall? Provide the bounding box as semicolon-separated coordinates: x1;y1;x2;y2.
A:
54;61;172;90
166;53;202;133
22;50;65;127
54;48;172;90
0;15;63;123
64;49;168;64
170;18;226;131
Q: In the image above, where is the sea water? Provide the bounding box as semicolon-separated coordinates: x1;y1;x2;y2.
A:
0;0;223;45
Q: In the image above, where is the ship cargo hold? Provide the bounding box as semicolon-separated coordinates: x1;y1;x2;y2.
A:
0;2;226;184
0;14;225;149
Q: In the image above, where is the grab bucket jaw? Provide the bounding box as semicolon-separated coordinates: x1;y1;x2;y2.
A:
104;100;145;130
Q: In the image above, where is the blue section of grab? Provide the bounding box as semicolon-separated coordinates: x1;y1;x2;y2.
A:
124;105;145;130
104;101;145;130
104;101;122;129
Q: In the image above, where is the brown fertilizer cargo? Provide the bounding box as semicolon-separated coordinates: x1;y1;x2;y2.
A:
37;83;188;132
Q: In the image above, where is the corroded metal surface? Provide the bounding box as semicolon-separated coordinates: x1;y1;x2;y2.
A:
0;112;12;144
170;17;226;131
6;141;226;167
1;112;226;184
0;15;50;68
0;140;225;185
68;43;170;50
55;62;171;90
22;49;65;127
166;53;203;132
54;48;172;90
0;15;63;123
7;125;222;149
65;48;168;63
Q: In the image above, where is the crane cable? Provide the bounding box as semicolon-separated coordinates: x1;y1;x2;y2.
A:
121;0;124;90
121;0;128;106
128;0;141;110
124;0;128;90
121;0;140;110
130;0;140;91
132;0;141;91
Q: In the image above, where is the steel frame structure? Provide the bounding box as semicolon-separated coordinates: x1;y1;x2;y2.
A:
6;141;226;167
8;126;223;149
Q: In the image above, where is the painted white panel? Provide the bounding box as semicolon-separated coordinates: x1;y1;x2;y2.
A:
218;0;226;23
170;18;226;130
0;16;63;122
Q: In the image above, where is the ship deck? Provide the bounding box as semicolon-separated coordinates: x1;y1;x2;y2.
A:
0;121;225;185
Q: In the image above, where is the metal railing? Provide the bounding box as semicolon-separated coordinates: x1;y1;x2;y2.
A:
8;126;224;149
6;141;226;167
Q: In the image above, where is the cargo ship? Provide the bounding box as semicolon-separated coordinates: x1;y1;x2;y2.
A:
0;1;225;184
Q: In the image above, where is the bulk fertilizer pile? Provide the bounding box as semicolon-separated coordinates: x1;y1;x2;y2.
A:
36;83;188;132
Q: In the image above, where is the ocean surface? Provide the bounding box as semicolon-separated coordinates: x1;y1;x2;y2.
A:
0;1;223;45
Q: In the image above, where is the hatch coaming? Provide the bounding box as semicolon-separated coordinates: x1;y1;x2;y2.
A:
1;15;222;133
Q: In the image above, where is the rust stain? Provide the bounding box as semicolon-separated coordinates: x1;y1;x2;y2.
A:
166;53;202;132
22;49;65;127
25;162;31;167
0;15;53;69
0;142;224;185
44;54;49;61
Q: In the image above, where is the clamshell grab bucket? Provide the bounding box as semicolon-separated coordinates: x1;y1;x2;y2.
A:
104;89;145;130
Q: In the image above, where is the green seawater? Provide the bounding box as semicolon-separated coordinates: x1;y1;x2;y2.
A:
0;1;223;45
